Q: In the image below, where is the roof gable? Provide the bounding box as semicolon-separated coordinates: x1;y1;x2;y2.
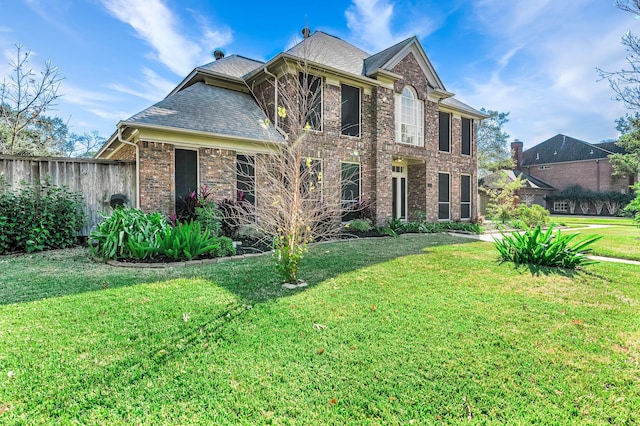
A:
521;134;623;165
365;37;446;90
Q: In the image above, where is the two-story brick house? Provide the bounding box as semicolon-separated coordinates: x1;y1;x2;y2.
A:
96;29;486;224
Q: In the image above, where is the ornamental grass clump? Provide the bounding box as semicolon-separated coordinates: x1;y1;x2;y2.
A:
494;225;602;269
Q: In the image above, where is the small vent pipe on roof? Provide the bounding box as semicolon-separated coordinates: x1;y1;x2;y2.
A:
301;27;311;38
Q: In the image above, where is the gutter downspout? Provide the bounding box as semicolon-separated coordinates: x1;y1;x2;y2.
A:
117;126;140;209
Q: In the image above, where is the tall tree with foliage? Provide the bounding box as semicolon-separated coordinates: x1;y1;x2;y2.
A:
610;115;640;179
598;1;640;109
477;108;513;177
0;44;63;155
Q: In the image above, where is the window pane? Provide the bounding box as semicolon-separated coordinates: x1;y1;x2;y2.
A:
392;177;397;219
300;158;322;200
461;204;470;219
461;175;471;203
438;173;449;203
400;177;406;219
438;203;449;220
342;163;360;221
175;149;198;211
400;87;418;145
462;118;471;155
237;155;255;205
299;73;322;131
341;84;360;137
439;112;450;151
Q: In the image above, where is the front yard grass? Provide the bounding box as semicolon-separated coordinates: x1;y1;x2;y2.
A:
1;235;639;424
551;215;640;261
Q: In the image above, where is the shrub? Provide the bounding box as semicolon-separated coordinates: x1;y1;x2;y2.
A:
622;182;640;226
156;221;234;261
347;219;372;232
0;178;85;254
494;225;602;269
218;198;250;239
90;207;169;260
515;204;550;228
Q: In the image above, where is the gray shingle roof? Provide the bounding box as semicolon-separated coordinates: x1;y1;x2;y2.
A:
125;82;283;142
198;55;264;79
441;97;486;117
363;37;414;75
522;134;625;165
479;170;555;190
286;31;370;75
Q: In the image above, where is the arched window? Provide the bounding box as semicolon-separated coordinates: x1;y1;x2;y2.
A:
395;86;424;146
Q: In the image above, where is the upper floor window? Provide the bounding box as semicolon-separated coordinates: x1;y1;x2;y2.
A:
439;111;450;152
299;72;322;131
395;87;423;146
341;84;361;137
461;117;472;155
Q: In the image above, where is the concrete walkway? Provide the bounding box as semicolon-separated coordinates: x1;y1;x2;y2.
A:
447;228;640;266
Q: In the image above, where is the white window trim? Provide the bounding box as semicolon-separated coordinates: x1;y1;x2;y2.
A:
439;111;451;153
395;87;424;147
174;147;200;210
340;83;361;138
553;201;568;212
460;173;472;220
236;153;257;206
302;157;324;201
300;73;323;133
341;161;361;218
461;118;472;156
438;171;451;221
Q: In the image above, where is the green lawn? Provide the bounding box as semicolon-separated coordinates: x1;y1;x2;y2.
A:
551;215;640;261
1;236;639;424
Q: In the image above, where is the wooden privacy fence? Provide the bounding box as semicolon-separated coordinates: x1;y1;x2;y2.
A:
0;155;136;235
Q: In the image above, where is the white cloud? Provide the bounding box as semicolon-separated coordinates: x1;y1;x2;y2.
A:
60;82;117;106
346;0;397;51
101;0;232;75
454;0;633;146
88;108;134;121
109;67;176;102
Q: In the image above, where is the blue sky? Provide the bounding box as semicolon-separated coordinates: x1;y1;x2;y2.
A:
0;0;636;149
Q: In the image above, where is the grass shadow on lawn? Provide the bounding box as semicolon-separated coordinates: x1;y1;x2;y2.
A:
0;234;479;306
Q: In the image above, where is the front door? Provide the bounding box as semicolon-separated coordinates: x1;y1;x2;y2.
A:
392;162;407;220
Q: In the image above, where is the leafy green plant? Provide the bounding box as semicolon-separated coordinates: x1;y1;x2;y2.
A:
273;233;309;283
515;204;550;228
622;182;640;225
90;207;169;260
387;217;404;232
494;225;603;269
346;219;372;232
0;177;85;254
156;221;234;261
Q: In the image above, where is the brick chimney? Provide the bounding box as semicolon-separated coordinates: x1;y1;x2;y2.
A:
511;139;523;170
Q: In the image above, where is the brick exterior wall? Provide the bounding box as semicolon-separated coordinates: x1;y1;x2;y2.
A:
139;141;173;213
523;159;630;193
132;51;479;223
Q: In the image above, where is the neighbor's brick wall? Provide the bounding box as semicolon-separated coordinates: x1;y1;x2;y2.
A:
524;159;630;193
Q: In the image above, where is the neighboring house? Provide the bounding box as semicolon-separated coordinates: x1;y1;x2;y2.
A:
96;29;486;224
478;169;555;215
513;135;632;195
480;135;633;215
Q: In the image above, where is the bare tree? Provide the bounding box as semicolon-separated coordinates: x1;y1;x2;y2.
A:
235;47;364;286
598;1;640;109
0;44;63;155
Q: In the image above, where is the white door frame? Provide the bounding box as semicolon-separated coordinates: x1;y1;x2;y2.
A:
392;159;408;220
